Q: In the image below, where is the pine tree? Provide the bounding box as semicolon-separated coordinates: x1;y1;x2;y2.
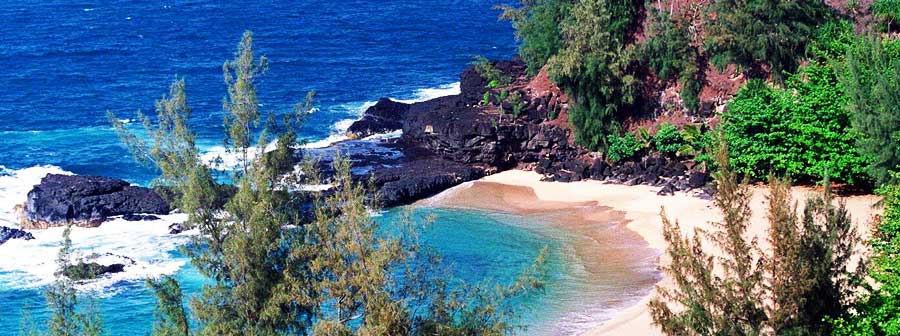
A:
649;134;767;335
147;276;189;336
223;31;267;175
44;224;104;336
840;37;900;186
46;225;81;336
496;0;572;76
547;0;641;150
651;136;863;335
705;0;830;82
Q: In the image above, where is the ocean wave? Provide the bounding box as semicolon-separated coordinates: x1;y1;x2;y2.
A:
392;82;460;104
302;82;460;149
0;165;192;292
0;165;72;227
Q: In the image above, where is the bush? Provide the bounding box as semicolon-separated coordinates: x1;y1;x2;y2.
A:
872;0;900;32
723;66;871;184
652;123;684;156
832;176;900;334
605;132;643;162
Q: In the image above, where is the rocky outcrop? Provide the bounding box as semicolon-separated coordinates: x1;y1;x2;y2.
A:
21;174;170;229
373;158;488;207
0;226;34;245
346;98;411;138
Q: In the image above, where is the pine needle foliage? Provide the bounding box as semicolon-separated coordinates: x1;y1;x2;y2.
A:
547;0;641;150
43;224;104;336
650;135;863;335
146;276;190;336
704;0;831;82
109;31;544;336
496;0;572;76
839;37;900;186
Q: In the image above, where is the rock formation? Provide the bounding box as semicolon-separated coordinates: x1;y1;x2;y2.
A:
20;174;170;229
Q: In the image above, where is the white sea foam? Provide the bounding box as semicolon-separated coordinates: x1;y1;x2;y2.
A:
0;166;192;292
393;82;461;104
302;82;460;149
0;165;72;227
199;139;281;169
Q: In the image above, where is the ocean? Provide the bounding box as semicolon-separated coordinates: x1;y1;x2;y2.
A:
0;1;656;335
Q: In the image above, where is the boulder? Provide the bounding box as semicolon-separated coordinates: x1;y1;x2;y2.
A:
0;226;34;245
346;98;411;138
373;158;486;207
21;174;170;229
122;214;161;221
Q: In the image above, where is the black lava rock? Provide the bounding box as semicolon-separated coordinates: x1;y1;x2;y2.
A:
0;226;34;245
22;174;170;228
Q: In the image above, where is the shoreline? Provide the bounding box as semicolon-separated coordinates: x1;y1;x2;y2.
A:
424;169;882;336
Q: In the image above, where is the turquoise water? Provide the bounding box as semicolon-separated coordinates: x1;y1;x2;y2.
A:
0;206;656;335
0;1;658;334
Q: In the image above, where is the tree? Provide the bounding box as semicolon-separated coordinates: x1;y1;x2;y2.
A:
840;37;900;186
147;276;190;336
547;0;641;150
223;31;268;175
650;135;862;335
641;7;702;112
496;0;572;76
705;0;830;82
111;31;543;336
44;224;104;336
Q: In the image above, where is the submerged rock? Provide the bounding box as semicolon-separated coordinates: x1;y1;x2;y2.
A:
20;174;170;229
63;262;126;281
122;214;161;221
0;226;35;245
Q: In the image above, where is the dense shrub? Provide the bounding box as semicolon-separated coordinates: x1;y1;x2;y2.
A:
832;176;900;334
723;66;871;184
652;123;684;157
605;132;643;162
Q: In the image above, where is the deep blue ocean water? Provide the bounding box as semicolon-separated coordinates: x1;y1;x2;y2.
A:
0;0;516;184
0;2;658;335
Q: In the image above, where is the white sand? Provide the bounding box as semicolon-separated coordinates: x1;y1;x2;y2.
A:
465;170;882;336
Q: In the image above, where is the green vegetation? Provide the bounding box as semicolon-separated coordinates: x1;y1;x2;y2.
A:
605;132;642;163
723;70;870;185
496;0;571;76
41;225;103;336
872;0;900;32
641;8;701;112
840;37;900;186
651;123;684;157
547;0;640;150
146;276;189;336
108;31;545;336
832;174;900;334
650;139;861;335
704;0;830;81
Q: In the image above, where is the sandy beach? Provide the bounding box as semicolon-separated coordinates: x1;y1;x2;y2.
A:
423;169;883;336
